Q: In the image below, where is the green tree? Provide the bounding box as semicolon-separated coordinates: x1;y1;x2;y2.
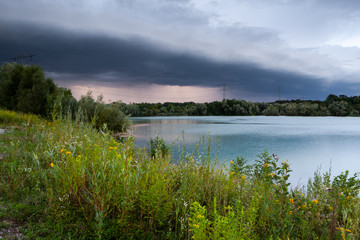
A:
0;62;59;117
262;104;280;116
328;100;349;116
196;103;207;115
77;92;129;132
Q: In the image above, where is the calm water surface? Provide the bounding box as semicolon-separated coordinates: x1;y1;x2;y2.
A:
131;116;360;185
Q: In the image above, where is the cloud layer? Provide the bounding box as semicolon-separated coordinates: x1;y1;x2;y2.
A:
1;0;360;102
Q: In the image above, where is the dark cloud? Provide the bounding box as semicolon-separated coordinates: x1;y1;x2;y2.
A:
316;0;360;9
0;20;354;101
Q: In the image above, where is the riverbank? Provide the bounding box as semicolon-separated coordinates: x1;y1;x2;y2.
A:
1;109;359;239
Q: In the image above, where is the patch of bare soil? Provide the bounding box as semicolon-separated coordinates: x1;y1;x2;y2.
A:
0;219;24;240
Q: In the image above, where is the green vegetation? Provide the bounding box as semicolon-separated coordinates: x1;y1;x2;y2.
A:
2;62;358;125
1;109;360;239
1;62;360;239
119;96;360;117
0;62;129;132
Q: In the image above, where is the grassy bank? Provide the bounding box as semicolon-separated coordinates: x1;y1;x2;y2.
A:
1;109;360;239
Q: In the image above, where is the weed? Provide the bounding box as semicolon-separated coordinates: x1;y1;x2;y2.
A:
2;109;360;239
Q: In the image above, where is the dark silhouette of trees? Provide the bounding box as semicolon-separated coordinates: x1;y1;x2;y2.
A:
0;62;129;132
120;95;360;117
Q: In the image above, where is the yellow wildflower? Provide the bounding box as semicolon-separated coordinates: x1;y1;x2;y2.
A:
241;175;246;179
264;163;269;167
59;149;66;153
312;199;319;204
66;151;71;155
50;163;54;167
77;155;81;158
230;160;234;164
269;173;275;177
346;229;351;233
301;194;304;197
289;198;294;204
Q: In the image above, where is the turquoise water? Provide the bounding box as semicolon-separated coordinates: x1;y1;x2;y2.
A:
131;116;360;185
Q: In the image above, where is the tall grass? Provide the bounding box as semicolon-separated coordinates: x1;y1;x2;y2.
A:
0;109;41;125
1;109;360;239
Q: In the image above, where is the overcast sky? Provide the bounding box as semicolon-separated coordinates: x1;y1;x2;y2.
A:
1;0;360;103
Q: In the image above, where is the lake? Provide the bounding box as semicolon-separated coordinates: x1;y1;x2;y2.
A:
131;116;360;186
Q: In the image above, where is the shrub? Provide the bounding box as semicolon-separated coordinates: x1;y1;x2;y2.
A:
1;110;360;239
147;136;170;158
77;92;129;132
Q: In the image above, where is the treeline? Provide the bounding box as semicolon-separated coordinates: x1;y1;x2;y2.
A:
2;62;359;122
0;62;129;131
118;95;360;117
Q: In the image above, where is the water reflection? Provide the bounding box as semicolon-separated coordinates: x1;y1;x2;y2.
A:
131;116;238;125
131;116;360;185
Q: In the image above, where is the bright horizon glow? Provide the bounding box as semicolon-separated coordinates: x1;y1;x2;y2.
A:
57;82;222;103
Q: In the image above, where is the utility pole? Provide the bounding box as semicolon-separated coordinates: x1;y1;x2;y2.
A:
218;83;230;101
12;50;35;64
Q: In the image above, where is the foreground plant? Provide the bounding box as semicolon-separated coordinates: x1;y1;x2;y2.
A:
1;109;360;239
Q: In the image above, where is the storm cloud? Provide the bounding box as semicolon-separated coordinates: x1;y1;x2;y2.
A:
1;0;360;102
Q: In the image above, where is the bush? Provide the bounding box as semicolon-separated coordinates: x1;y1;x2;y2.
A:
1;110;360;239
0;109;41;125
77;92;129;132
147;136;170;158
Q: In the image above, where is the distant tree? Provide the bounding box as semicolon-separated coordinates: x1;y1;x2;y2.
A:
186;104;197;115
222;100;233;115
233;104;247;115
117;94;360;117
285;103;298;116
263;105;280;116
325;94;340;104
196;103;207;115
328;101;349;116
349;109;360;116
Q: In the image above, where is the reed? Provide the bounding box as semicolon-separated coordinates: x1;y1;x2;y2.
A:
1;109;359;239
